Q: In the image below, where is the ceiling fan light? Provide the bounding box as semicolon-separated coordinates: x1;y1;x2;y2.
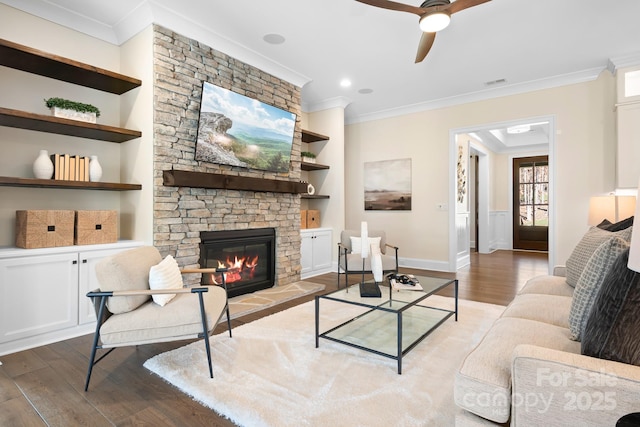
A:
419;11;451;32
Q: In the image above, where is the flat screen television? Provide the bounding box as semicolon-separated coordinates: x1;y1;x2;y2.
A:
195;81;297;173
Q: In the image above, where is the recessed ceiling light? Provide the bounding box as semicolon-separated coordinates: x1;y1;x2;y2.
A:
340;79;352;88
263;34;285;45
506;124;531;134
358;88;373;94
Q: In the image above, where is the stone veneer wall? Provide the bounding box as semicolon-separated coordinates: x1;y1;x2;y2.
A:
152;25;303;287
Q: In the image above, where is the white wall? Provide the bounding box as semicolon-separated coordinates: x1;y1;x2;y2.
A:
345;71;617;268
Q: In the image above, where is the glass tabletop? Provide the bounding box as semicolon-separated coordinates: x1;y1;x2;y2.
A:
320;275;456;312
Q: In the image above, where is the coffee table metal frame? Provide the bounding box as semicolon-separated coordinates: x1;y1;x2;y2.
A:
315;276;458;374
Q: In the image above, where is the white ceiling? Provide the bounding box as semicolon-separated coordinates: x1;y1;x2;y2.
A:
3;0;640;130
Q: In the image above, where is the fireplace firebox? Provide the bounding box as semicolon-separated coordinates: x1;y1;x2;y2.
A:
199;228;275;298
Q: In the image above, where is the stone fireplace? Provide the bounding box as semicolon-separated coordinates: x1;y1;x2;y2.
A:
152;25;303;289
199;228;276;297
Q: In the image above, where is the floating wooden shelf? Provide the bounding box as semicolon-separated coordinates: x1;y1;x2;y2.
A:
301;129;329;143
0;38;141;94
0;176;141;191
301;194;330;199
163;170;308;194
301;162;330;171
0;107;141;143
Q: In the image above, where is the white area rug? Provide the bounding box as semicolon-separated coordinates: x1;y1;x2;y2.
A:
144;295;505;426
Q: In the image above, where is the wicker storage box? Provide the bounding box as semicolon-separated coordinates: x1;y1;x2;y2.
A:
75;210;117;245
307;209;321;228
300;210;308;229
15;210;75;249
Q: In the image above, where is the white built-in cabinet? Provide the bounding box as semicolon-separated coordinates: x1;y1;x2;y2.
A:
300;228;332;279
616;66;640;188
0;241;141;356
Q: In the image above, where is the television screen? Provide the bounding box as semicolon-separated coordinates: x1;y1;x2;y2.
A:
195;81;297;173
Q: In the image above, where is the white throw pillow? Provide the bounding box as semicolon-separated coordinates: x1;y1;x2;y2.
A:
350;236;381;255
148;255;183;306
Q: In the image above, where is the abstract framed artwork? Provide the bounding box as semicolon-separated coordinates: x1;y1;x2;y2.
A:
364;158;412;210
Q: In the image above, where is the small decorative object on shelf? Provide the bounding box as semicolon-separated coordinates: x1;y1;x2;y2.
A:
89;155;102;182
301;151;316;164
33;149;54;179
44;97;101;123
307;183;316;195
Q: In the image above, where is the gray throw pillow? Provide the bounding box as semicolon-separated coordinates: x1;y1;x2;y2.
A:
565;226;633;287
582;248;640;366
568;237;629;341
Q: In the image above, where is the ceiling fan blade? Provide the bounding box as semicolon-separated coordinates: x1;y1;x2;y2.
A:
447;0;491;15
415;32;436;63
355;0;426;16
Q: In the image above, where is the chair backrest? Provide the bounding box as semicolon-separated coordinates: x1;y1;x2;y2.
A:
95;246;162;314
340;229;387;255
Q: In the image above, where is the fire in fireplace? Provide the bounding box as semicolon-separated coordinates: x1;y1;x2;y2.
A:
199;228;275;297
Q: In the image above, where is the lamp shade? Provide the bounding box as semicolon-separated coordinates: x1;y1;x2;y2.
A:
627;184;640;272
588;195;636;225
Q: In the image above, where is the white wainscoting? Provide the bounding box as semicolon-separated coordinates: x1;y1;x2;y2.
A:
489;210;511;251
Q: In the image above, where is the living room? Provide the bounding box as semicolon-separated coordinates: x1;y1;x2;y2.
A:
1;1;640;426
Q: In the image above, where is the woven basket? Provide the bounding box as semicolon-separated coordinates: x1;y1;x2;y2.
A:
15;210;75;249
75;210;117;245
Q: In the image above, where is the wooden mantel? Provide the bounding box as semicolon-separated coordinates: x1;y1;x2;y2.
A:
163;170;308;194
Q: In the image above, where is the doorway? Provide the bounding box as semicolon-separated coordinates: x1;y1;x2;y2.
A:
449;116;556;273
512;156;549;251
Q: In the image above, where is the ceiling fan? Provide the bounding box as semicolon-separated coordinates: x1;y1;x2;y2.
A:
356;0;491;63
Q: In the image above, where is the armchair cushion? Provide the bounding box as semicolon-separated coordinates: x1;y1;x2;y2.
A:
100;285;227;347
149;255;183;306
95;246;162;314
341;229;388;254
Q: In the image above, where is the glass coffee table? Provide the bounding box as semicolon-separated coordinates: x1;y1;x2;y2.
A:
315;275;458;374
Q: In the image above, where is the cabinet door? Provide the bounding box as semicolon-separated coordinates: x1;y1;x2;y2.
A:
78;247;137;325
311;230;332;271
0;253;79;344
300;232;313;275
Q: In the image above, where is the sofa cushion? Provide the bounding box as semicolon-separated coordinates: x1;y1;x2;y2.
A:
582;248;640;366
597;216;634;232
95;246;162;314
565;226;632;287
501;294;572;328
568;237;629;341
100;285;227;346
149;254;183;306
518;274;573;297
454;317;580;423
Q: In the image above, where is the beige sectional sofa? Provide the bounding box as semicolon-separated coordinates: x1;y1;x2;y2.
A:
454;225;640;426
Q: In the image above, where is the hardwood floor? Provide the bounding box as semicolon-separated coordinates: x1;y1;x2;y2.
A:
0;250;547;426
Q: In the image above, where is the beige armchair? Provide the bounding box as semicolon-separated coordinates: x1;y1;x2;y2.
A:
338;229;399;288
84;246;231;391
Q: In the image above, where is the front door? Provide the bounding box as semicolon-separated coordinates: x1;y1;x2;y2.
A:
513;156;549;251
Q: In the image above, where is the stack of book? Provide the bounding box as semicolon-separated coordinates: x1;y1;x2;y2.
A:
50;154;90;181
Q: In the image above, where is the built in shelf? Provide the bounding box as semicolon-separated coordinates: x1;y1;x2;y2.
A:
0;176;141;191
0;38;141;94
0;107;142;143
301;194;330;199
301;162;330;171
164;170;308;194
301;129;329;143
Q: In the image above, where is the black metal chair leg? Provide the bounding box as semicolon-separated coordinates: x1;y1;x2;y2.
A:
85;296;107;391
197;291;213;378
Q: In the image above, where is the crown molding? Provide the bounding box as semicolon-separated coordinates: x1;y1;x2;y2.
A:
607;52;640;75
302;96;352;113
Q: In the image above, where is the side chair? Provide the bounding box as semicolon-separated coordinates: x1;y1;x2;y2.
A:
84;246;232;391
337;229;399;289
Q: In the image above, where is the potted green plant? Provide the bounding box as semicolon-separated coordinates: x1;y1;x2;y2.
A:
44;97;101;123
301;151;316;164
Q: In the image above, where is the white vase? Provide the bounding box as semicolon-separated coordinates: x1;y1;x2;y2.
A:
89;155;102;182
33;149;54;179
